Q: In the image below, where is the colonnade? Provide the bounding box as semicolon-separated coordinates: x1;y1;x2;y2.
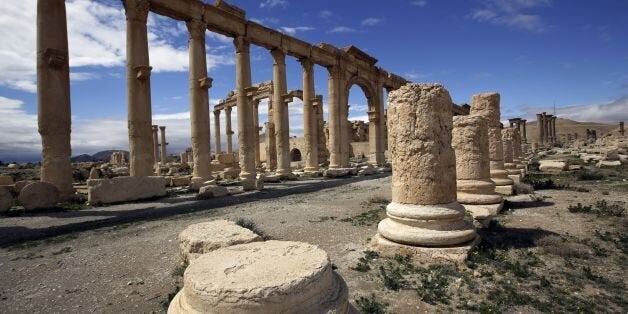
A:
508;118;527;143
536;112;557;145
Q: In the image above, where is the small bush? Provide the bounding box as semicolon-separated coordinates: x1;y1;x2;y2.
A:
568;203;593;213
594;200;625;217
235;218;271;240
355;294;388;314
379;264;405;291
352;250;379;272
577;170;605;181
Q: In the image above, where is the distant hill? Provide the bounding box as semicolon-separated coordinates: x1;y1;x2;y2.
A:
71;150;128;163
525;118;620;142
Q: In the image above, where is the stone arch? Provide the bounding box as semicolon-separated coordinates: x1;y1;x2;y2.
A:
290;148;302;161
345;76;377;112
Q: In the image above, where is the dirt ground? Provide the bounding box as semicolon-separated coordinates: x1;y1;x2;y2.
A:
0;159;627;313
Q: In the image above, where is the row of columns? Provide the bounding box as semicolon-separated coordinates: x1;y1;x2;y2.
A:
535;112;556;145
507;118;527;143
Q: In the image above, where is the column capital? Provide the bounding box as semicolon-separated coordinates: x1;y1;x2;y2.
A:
233;36;250;53
271;48;287;65
326;64;342;79
123;0;150;23
299;57;314;70
159;126;166;130
186;19;207;39
225;106;233;114
213;109;221;116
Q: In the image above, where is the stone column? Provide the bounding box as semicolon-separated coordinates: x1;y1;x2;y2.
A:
327;66;341;168
300;58;318;172
552;116;557;144
253;99;261;168
521;119;527;143
265;121;277;170
340;87;351;168
225;106;233;154
37;0;74;200
312;97;327;165
371;84;476;263
502;128;521;183
124;0;153;177
367;110;380;165
620;122;625;136
512;128;525;174
536;113;544;145
470;93;514;195
234;36;256;189
452;115;503;220
187;19;212;180
213;110;221;155
152;125;159;163
271;49;291;176
159;126;167;163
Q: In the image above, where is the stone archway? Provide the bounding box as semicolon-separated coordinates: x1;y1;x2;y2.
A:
290;148;302;162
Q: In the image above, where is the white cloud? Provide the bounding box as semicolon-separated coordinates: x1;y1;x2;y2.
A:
70;72;101;81
469;0;551;33
0;0;233;93
519;96;628;124
361;18;384;26
410;0;428;7
319;10;333;19
260;0;288;8
0;96;41;158
329;26;358;33
280;26;315;35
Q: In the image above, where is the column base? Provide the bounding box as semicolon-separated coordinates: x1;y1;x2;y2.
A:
303;167;319;173
494;184;514;195
369;233;480;264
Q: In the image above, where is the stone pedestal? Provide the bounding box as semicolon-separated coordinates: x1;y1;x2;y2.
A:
370;83;477;264
470;93;514;195
452;115;504;221
37;0;74;200
168;241;348;313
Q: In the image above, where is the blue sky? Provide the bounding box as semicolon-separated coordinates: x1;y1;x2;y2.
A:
0;0;627;161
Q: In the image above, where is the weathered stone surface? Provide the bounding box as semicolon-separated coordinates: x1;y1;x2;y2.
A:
373;84;476;262
538;160;567;173
170;176;191;187
324;168;351;178
177;220;262;262
0;187;13;212
0;175;14;185
597;160;621;167
88;167;100;179
18;182;60;210
168;241;348;314
14;180;35;193
87;176;166;205
197;185;229;200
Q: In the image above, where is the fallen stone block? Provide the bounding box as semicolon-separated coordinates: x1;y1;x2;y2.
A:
178;220;262;262
597;160;621;168
539;161;567;173
324;168;351;178
170;176;191;187
87;176;166;205
197;185;229;200
0;187;13;212
18;182;60;210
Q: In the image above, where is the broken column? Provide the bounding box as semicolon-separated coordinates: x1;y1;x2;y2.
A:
470;93;514;195
37;0;74;200
168;241;348;313
371;83;477;263
124;0;154;177
502;128;521;183
536;113;544;146
521;119;527;143
187;19;212;181
512;128;526;175
452;115;504;221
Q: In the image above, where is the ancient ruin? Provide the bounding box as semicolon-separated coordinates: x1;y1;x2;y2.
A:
371;83;477;262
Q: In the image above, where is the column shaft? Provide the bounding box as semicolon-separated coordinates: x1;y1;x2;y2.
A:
225;107;233;154
271;49;290;175
536;114;544;144
159;126;167;162
37;0;74;200
327;66;341;168
234;37;256;186
213;110;222;154
266;98;277;170
152;125;159;163
187;19;212;179
124;0;153;177
253;100;261;168
301;58;318;172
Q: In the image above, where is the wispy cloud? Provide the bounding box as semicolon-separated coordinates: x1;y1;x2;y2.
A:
250;17;280;26
410;0;428;7
361;18;384;26
469;0;552;33
519;96;628;124
260;0;288;8
319;10;333;19
582;24;613;43
329;26;358;33
280;26;315;35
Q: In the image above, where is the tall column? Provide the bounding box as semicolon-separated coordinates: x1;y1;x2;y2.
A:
552;116;557;144
159;126;167;163
187;19;212;180
271;49;291;176
124;0;153;177
371;74;386;166
452;115;503;219
37;0;74;200
536;114;544;145
152;125;159;163
502;128;520;178
371;83;476;262
300;58;318;172
340;85;351;167
470;93;514;195
312;97;326;165
225;106;233;154
253;100;261;168
265;121;277;170
234;36;256;189
213;110;222;155
327;66;342;168
521;119;527;143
